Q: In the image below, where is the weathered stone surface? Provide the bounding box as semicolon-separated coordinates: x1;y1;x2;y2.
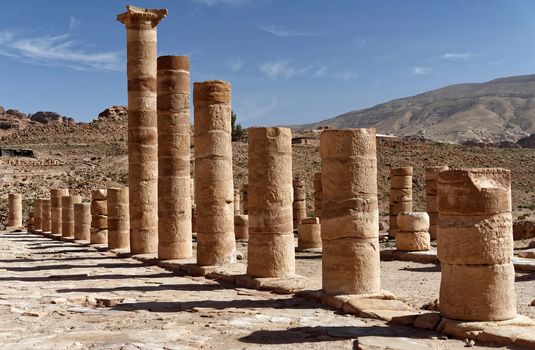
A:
414;312;442;330
397;212;429;232
298;219;321;249
356;336;438;350
234;214;248;240
478;325;535;347
74;203;91;241
396;231;430;251
107;187;130;250
7;193;22;228
437;315;535;340
425;166;449;240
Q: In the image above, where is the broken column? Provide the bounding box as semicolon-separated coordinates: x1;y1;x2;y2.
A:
193;80;236;266
234;214;249;240
389;167;413;238
293;177;307;229
50;189;69;236
396;212;430;251
247;127;294;277
74;203;91;242
313;172;322;218
157;55;192;260
108;187;130;250
90;189;108;245
61;195;82;238
33;199;42;233
41;199;51;233
298;217;322;249
425;165;449;240
7;193;22;228
321;129;381;294
438;168;516;321
117;5;168;254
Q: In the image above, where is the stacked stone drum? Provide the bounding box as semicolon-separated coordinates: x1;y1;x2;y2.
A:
389;167;413;238
298;217;322;250
107;187;130;250
61;195;82;238
293;177;306;229
425;165;449;240
74;203;91;242
396;212;430;251
50;189;69;235
90;189;108;244
7;194;22;228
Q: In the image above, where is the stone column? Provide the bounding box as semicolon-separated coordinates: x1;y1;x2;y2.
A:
313;172;322;218
425;166;449;240
41;199;51;233
157;55;192;260
321;129;380;294
193;80;236;266
396;212;430;251
90;189;108;245
242;183;248;215
62;195;82;238
74;203;91;242
108;187;130;250
234;188;241;215
298;217;321;249
50;189;69;236
438;168;516;321
389;167;413;238
117;5;168;254
7;194;22;228
247;127;294;277
27;211;35;233
293;177;306;229
234;214;249;240
33;199;42;233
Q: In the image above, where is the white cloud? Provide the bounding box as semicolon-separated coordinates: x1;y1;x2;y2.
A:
260;24;316;37
312;65;330;78
227;58;243;73
259;59;306;79
335;70;359;81
352;35;366;48
411;66;431;76
234;96;279;122
0;29;122;71
441;52;478;61
69;17;81;31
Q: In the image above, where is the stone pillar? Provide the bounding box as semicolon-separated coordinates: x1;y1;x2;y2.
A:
293;177;306;229
396;212;430;251
117;5;167;254
33;199;42;233
41;199;51;233
50;189;69;236
321;129;380;294
247;127;294;277
108;187;130;250
425;165;449;240
242;183;248;215
234;188;241;215
313;172;322;218
27;211;35;233
74;203;91;242
298;217;322;249
193;80;236;266
438;168;516;321
389;167;412;238
7;194;22;228
61;195;82;238
90;189;108;245
234;214;249;240
157;55;192;260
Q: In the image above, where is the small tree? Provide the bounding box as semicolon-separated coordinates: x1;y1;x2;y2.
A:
231;111;246;141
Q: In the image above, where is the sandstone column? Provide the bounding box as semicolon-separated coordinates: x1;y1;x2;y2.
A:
396;212;430;251
313;172;322;218
33;199;42;233
90;189;108;245
298;217;322;249
425;165;449;240
108;187;130;250
7;194;22;228
247;127;294;277
234;214;249;240
321;129;380;294
74;203;91;242
62;195;82;238
50;189;69;236
118;5;168;254
293;177;307;229
242;183;248;215
41;199;51;233
234;188;241;215
27;211;35;233
193;80;236;266
438;168;516;321
157;55;192;259
389;167;413;238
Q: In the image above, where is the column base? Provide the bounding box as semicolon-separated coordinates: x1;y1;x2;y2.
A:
235;274;313;294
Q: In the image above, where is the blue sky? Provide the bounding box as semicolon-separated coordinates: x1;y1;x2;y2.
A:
0;1;534;126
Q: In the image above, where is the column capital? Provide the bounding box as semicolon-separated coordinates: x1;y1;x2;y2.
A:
117;5;168;27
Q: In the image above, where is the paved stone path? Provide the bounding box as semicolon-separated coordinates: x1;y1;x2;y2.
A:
0;232;524;349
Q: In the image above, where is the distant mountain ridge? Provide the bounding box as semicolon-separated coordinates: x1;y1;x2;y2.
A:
298;74;535;143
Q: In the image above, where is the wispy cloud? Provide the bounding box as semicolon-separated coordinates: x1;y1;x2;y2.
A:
335;70;359;81
411;66;431;76
227;58;244;73
69;17;81;31
0;29;122;71
235;96;279;123
441;52;478;61
259;59;332;80
352;35;366;48
375;53;397;63
192;0;252;6
260;24;316;37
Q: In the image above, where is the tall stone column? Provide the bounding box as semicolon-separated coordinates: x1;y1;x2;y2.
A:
62;195;82;238
313;172;322;218
50;189;69;236
7;193;22;228
389;167;413;238
438;168;516;321
292;177;306;229
247;127;294;277
157;55;192;259
74;203;91;242
108;187;130;250
321;129;380;294
118;5;168;254
90;189;108;244
425;166;449;240
193;80;236;266
41;199;51;233
33;199;43;233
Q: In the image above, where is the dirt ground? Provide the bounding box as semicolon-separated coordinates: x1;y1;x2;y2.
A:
0;231;532;350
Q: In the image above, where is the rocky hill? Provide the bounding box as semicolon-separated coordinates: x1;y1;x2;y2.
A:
299;74;535;144
0;106;75;138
